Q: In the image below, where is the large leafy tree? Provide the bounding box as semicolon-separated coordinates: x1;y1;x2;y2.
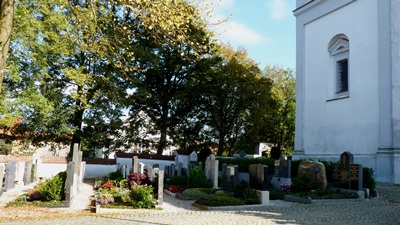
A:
2;0;217;156
263;65;296;155
122;3;213;155
200;45;273;156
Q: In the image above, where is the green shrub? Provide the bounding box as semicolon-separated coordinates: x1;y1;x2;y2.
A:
38;171;67;201
108;169;124;181
363;167;376;191
188;167;211;188
130;185;156;208
195;195;245;207
182;189;207;198
233;181;259;204
166;176;187;186
269;189;285;200
290;175;319;193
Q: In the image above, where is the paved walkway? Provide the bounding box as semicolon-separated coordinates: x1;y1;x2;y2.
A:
1;183;400;224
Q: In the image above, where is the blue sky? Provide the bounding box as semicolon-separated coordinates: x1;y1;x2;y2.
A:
210;0;296;70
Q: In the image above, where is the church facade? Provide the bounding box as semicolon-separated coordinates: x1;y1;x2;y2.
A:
294;0;400;183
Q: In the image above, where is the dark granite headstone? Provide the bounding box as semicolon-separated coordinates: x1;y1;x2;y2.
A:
340;152;353;189
249;164;268;190
278;155;291;178
350;164;363;190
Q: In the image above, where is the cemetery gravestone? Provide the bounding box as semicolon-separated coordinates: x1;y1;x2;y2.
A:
23;161;33;185
278;155;291;178
350;164;363;190
205;154;219;188
4;161;17;191
340;152;354;189
298;161;327;190
132;156;139;173
249;164;268;190
332;152;363;191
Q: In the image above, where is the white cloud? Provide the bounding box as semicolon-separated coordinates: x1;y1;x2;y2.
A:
218;21;270;47
269;0;290;20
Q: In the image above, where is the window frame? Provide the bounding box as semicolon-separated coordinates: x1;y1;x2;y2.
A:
329;37;349;98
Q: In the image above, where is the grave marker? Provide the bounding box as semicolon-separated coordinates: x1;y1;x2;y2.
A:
350;164;363;190
132;156;139;173
4;161;17;191
340;151;353;189
23;161;33;185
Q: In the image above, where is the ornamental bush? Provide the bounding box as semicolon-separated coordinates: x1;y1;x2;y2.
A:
38;171;67;201
188;167;211;188
130;185;156;208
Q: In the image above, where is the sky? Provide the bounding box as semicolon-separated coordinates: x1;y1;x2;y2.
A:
210;0;297;70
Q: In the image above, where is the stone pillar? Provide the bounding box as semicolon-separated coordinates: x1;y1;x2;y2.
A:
132;156;139;173
64;161;74;207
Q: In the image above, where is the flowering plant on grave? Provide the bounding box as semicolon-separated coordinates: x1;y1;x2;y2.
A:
101;181;116;189
280;182;291;192
166;185;180;193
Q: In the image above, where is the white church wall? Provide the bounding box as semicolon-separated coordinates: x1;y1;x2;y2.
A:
301;0;380;157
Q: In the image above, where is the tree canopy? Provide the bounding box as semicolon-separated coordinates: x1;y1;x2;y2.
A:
1;0;296;157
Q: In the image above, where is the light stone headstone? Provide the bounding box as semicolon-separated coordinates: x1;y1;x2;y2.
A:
205;154;219;187
156;170;164;205
189;151;198;162
138;162;145;174
15;161;25;187
132;156;139;173
64;161;74;207
23;161;33;185
4;161;17;191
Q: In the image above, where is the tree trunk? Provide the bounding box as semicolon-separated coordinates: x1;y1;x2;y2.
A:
69;87;84;156
217;131;225;156
0;0;14;94
157;105;169;155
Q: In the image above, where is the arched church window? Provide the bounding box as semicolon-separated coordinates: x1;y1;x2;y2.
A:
328;34;349;97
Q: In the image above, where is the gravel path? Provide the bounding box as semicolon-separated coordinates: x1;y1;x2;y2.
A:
1;182;400;224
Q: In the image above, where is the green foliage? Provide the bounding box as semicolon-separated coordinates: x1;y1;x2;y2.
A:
37;171;67;201
233;181;259;204
290;175;319;193
108;169;124;181
182;189;207;199
363;167;376;191
182;188;218;197
263;66;296;155
188;167;211;188
130;185;156;209
166;176;187;187
200;45;274;156
268;189;286;200
294;189;359;199
195;195;245;207
218;157;274;174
